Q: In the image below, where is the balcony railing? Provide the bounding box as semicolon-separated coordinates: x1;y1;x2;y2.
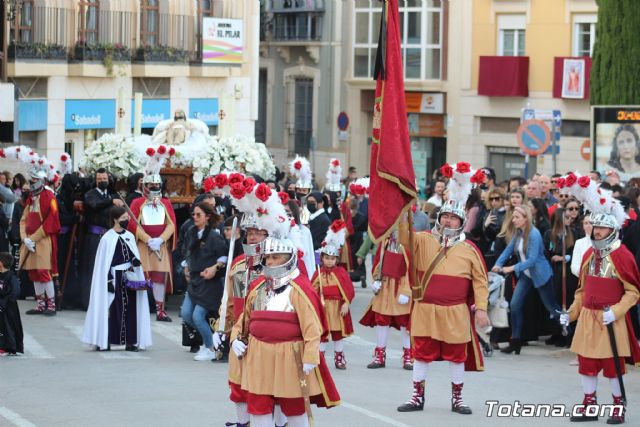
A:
268;0;325;13
271;13;323;41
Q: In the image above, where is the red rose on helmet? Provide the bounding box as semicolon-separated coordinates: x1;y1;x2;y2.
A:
256;207;268;216
146;147;156;157
279;191;290;205
168;147;176;156
555;177;566;189
600;198;606;205
578;176;591;188
228;173;244;186
330;220;346;232
157;145;167;155
294;161;302;170
38;159;44;165
203;176;216;193
243;177;257;193
50;165;54;169
230;183;245;199
214;173;228;188
440;163;453;178
470;169;486;184
15;147;21;152
456;162;471;174
565;173;577;187
60;154;68;162
254;183;272;202
331;159;340;167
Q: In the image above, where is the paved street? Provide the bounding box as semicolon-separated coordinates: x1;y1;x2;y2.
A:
1;282;639;427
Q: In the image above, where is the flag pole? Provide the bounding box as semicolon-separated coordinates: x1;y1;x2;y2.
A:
408;205;416;288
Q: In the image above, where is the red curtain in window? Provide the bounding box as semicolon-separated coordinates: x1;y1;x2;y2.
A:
478;56;530;97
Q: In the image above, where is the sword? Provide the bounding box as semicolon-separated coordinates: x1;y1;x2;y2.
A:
121;198;162;261
604;306;627;407
293;342;314;426
215;216;238;355
236;256;253;361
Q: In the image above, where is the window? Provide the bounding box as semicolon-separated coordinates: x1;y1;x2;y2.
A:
197;1;214;59
11;0;34;43
294;78;313;157
498;15;525;56
78;0;99;45
353;0;443;80
141;0;160;46
573;15;596;57
272;13;323;40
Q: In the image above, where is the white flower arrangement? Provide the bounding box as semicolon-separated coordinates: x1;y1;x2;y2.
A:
82;132;276;185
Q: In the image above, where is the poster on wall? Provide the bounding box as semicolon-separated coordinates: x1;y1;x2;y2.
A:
561;58;585;99
202;18;243;64
592;106;640;182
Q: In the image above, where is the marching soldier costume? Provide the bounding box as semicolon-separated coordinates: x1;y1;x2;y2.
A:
128;147;177;322
559;173;640;424
311;220;355;369
290;156;313;225
324;159;354;272
229;182;340;427
359;229;413;370
397;162;489;415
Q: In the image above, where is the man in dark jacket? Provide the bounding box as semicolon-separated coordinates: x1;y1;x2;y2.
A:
307;191;330;250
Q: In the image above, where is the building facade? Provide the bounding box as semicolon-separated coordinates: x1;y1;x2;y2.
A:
4;0;260;167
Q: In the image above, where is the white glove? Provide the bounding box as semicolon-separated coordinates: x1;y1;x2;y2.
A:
303;363;317;375
148;238;162;252
231;339;247;357
213;332;226;350
559;313;570;327
397;294;410;305
371;280;382;293
23;238;35;252
603;309;616;325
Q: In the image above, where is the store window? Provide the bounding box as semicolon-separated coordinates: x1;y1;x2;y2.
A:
353;0;443;80
573;15;596;57
497;15;525;56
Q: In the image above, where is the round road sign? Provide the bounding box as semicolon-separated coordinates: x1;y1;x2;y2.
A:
516;119;551;156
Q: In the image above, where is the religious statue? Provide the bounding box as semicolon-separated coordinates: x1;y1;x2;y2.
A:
151;109;210;146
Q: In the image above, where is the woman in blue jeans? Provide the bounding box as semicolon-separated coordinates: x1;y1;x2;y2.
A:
182;202;228;361
492;205;560;354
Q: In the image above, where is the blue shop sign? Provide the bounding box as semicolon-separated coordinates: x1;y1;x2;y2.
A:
131;99;171;128
65;99;116;130
18;100;48;131
189;98;219;125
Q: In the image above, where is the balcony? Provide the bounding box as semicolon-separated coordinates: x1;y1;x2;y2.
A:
478;56;529;97
270;13;323;42
268;0;325;13
552;56;592;100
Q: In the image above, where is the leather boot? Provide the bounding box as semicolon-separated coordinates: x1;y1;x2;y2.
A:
397;381;425;412
500;338;522;355
451;382;472;414
570;392;598;422
402;347;413;370
367;347;386;369
156;301;172;322
334;351;346;370
606;395;625;424
44;296;56;316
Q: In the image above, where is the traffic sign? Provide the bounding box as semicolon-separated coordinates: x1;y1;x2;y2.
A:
580;139;591;161
517;119;551;156
337;112;349;131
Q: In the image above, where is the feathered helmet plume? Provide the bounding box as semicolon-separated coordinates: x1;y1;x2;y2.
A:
320;220;347;257
290;155;312;189
143;145;176;184
349;177;370;196
438;162;486;222
325;158;342;192
557;172;626;230
0;145;60;183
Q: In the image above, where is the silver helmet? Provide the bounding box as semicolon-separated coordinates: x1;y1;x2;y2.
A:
589;212;620;252
29;169;47;195
434;200;466;243
320;242;341;257
261;236;297;281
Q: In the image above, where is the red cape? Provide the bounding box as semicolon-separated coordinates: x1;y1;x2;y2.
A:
580;245;640;366
312;266;355;336
25;189;61;275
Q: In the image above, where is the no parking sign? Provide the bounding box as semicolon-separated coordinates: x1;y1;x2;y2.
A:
516;119;551;156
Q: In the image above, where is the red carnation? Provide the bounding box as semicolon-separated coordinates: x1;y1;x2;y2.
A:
29;151;34;156
254;183;272;202
230;183;245;199
168;147;176;156
256;207;268;216
565;173;577;187
146;147;156;157
202;176;216;193
50;165;55;169
440;163;453;178
15;147;20;152
555;177;566;189
470;169;486;184
157;145;167;155
331;159;340;167
38;159;44;165
279;191;290;205
600;198;606;205
242;177;257;194
456;162;471;174
228;173;244;186
330;220;346;233
60;154;68;162
214;173;228;188
294;161;302;170
30;160;35;164
578;176;591;188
